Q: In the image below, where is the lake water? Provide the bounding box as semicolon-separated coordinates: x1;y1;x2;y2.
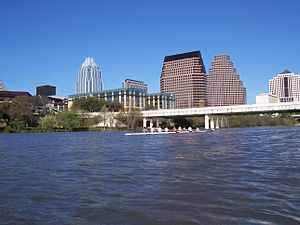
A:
0;127;300;225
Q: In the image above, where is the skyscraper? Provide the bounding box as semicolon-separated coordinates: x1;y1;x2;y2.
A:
0;80;7;91
269;70;300;102
160;51;207;108
207;54;246;106
76;57;102;94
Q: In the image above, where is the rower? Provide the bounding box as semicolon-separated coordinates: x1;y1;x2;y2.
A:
172;127;177;132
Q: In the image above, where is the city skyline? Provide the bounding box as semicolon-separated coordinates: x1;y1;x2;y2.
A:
0;0;299;103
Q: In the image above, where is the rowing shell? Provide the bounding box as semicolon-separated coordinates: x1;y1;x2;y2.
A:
124;131;207;136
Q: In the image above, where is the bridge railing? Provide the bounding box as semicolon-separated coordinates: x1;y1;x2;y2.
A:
141;102;300;118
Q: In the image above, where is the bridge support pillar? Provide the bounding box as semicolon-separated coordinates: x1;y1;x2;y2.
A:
156;118;160;128
150;119;153;128
205;115;210;129
205;115;220;130
215;117;219;129
210;116;215;130
220;117;224;128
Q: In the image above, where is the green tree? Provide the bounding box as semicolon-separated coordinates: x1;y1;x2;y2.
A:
107;101;123;112
72;97;124;113
8;96;39;131
0;102;11;128
227;114;295;128
72;97;102;112
172;116;192;128
56;111;82;131
39;112;82;132
39;114;59;131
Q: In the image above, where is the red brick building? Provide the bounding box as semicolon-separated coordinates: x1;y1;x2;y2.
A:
207;54;246;106
160;51;207;108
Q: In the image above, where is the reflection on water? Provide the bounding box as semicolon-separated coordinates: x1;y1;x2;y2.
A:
0;127;300;224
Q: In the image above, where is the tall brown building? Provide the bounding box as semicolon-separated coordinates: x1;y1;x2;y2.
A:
160;51;207;108
207;54;246;106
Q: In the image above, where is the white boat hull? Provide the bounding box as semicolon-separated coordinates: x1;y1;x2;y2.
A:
124;131;207;136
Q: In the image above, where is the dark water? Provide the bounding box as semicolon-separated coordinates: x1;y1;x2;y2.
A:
0;127;300;225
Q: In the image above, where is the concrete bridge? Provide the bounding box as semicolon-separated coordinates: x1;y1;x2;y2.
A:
141;102;300;129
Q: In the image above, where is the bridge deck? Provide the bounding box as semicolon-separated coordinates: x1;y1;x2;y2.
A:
142;102;300;118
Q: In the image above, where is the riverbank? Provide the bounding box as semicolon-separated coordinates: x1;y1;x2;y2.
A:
1;112;298;133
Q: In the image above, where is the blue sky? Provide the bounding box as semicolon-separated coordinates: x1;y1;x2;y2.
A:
0;0;299;103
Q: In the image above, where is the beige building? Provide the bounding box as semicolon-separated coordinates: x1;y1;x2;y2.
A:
269;70;300;103
160;51;207;108
256;93;279;104
68;88;175;111
146;93;175;110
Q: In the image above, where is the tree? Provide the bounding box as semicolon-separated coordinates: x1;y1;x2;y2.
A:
118;110;142;129
100;105;109;129
39;114;59;131
72;97;123;113
39;111;82;131
56;111;82;131
72;97;102;112
107;101;123;112
172;116;191;128
0;102;11;128
8;96;39;131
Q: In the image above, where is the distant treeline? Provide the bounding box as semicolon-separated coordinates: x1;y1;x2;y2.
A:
159;114;297;129
227;114;296;127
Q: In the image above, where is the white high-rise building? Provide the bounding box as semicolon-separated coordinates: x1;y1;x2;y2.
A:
269;70;300;103
76;57;102;94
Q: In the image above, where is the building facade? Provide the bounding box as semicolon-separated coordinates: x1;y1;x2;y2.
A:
122;79;148;93
0;81;6;91
76;57;102;94
269;70;300;103
146;93;175;110
68;88;175;111
256;93;279;104
160;51;207;109
207;54;246;106
36;85;56;96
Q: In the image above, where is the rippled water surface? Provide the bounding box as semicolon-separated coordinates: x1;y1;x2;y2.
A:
1;127;300;225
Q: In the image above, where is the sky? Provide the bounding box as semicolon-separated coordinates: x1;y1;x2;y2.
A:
0;0;299;103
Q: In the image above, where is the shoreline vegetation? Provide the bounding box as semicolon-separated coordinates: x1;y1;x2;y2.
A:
0;96;299;133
